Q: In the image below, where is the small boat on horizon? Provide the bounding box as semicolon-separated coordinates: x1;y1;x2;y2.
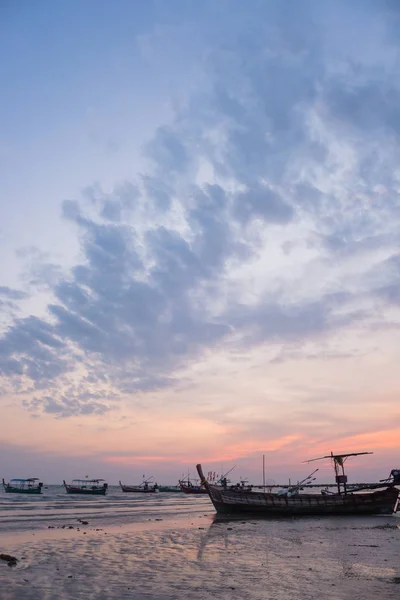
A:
197;452;400;517
63;479;108;495
179;477;208;495
119;478;158;493
2;478;43;494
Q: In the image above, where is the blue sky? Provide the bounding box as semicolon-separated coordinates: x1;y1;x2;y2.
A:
1;0;400;483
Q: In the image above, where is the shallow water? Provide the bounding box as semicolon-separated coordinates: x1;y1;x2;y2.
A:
0;485;204;531
1;487;399;599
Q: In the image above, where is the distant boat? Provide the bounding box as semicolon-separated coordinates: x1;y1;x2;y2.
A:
2;478;43;494
158;485;182;493
179;477;208;495
197;452;400;517
63;479;108;495
119;479;158;493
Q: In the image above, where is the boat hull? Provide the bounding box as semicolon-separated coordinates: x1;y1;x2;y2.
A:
196;465;399;517
119;481;158;493
181;488;208;496
179;480;208;494
120;487;158;493
158;486;182;493
181;487;208;496
3;486;42;494
64;487;107;495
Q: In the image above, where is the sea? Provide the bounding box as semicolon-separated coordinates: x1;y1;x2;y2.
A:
1;485;399;599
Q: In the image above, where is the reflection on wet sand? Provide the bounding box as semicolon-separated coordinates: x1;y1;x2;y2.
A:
196;517;230;561
1;494;399;599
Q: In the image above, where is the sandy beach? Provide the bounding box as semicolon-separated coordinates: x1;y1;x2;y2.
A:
1;488;399;599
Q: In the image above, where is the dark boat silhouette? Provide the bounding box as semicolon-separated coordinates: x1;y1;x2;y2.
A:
197;453;400;517
2;478;43;494
63;478;108;495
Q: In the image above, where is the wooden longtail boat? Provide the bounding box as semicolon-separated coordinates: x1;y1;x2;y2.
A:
179;478;208;494
119;480;158;493
179;469;230;494
2;478;43;494
197;452;400;517
63;479;108;495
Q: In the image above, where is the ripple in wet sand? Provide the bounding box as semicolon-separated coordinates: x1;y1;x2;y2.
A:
1;513;400;599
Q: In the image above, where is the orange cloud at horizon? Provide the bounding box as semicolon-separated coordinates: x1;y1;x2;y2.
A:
105;455;172;464
3;388;400;479
106;424;400;474
201;434;304;463
312;428;400;455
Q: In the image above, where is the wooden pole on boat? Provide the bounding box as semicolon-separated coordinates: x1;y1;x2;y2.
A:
263;454;266;491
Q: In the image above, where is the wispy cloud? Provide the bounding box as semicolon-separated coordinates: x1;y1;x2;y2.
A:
1;0;400;476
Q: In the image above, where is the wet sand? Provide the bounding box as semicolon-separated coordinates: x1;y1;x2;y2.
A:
1;507;399;599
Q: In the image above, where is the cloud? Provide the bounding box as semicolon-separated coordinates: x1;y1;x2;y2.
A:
0;315;68;387
233;184;294;225
0;286;28;327
15;246;63;289
2;0;400;419
22;394;111;418
146;125;191;177
0;286;27;301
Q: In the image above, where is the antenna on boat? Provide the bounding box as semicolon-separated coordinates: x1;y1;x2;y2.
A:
141;476;154;485
277;467;319;497
263;454;266;491
303;451;373;495
300;468;318;486
221;465;236;481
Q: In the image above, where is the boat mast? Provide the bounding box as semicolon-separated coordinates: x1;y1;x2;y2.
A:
332;451;341;494
262;454;266;491
304;451;373;495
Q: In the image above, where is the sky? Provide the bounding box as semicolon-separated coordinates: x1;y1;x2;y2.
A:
1;0;400;485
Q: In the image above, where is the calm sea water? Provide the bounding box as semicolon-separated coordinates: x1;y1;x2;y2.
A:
0;485;208;532
1;486;399;599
